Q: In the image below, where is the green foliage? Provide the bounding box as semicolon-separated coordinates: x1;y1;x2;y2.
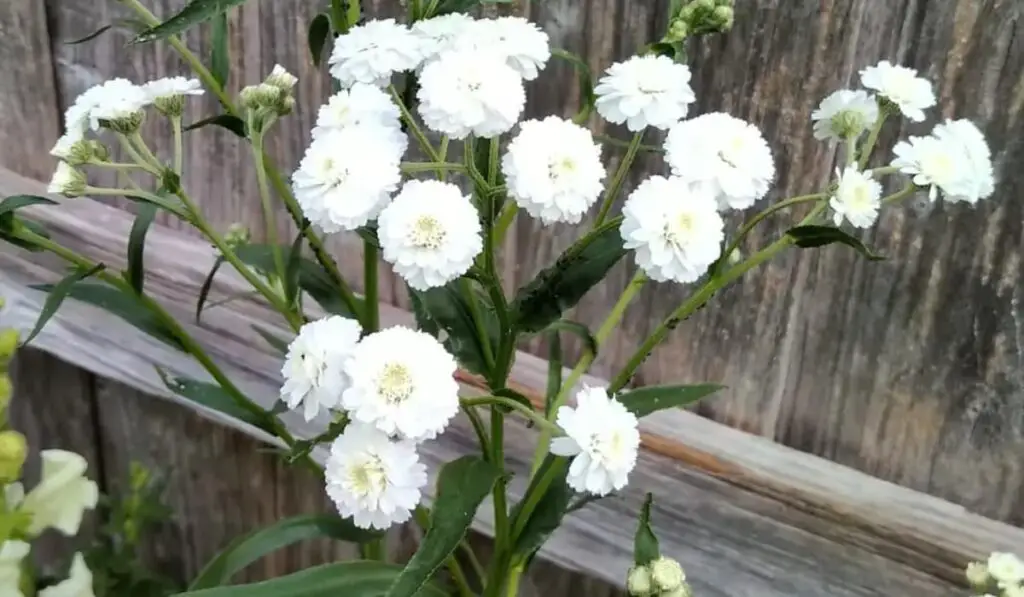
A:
616;383;724;418
134;0;252;44
210;13;230;87
385;457;500;597
184;115;248;138
156;369;268;432
176;562;447;597
307;14;331;67
194;256;225;323
633;493;660;566
23;264;105;345
510;457;570;560
787;225;886;260
551;49;596;124
126;204;158;295
409;282;498;376
188;515;381;590
235;243;362;318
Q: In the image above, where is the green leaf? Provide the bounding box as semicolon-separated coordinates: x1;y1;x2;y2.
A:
355;223;380;250
235;243;361;317
126;203;157;295
512;218;627;334
210;12;230;87
133;0;251;44
409;282;497;376
195;256;226;323
0;195;57;226
386;457;500;597
65;24;112;45
23;264;105;345
1;219;50;253
552;48;596;124
786;225;885;261
407;287;440;337
307;14;331;67
185;114;247;138
545;331;562;417
188;516;380;590
634;493;660;565
616;383;724;418
546;319;598;359
285;417;347;465
156;370;266;431
329;0;347;31
283;229;307;307
511;457;570;559
178;561;446;597
30;282;182;349
251;324;290;355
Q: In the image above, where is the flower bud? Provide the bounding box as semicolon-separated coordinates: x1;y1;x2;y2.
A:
224;223;251;249
0;431;27;483
0;329;19;360
264;64;298;92
89;141;110;163
829;110;870;140
154;94;186;118
0;375;12;412
626;565;653;596
239;83;284;112
715;0;732;6
99;110;145;135
666;19;689;42
696;0;716;10
46;162;88;198
712;5;734;29
662;585;694;597
965;561;990;589
650;557;686;592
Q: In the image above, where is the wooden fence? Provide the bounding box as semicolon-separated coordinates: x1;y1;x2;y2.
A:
0;0;1022;594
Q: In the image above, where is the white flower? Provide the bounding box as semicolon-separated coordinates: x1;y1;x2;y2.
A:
378;180;482;291
859;60;935;122
342;326;459;442
1006;585;1024;597
7;450;98;536
810;89;878;141
502;116;606;225
50;132;86;162
417;51;525;139
142;76;203;101
0;541;29;596
663;112;775;210
292;126;404;233
265;64;298;90
329;19;423;87
86;78;150;128
594;55;696;131
38;553;94;597
280;316;363;422
988;552;1024;588
620;176;724;284
47;162;86;197
965;561;991;586
626;565;653;596
325;423;427;530
312;83;401;137
412;13;476;63
830;166;882;228
550;386;640;495
933;119;995;202
650;557;686;592
455;17;551;81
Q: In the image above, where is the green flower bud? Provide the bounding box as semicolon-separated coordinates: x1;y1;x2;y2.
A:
712;5;734;29
224;223;251;249
715;0;733;6
63;140;95;167
0;329;20;360
0;431;27;483
662;584;694;597
696;0;716;11
99;110;145;135
89;140;110;163
0;375;12;412
264;64;298;92
154;94;186;118
667;19;690;42
240;83;285;112
964;562;990;589
830;110;870;140
626;565;653;596
678;4;696;20
650;556;686;592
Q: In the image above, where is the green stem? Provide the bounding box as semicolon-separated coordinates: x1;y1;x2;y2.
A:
88;161;150;171
609;203;828;392
460;396;562;435
594;133;664;154
870;165;899;177
504;563;524;597
882;184;917;204
463;404;491;458
593;131;644;227
437;135;450;181
389;85;439;162
364;242;379;332
172;115;184;175
16;227;316;472
528;269;647;476
845;135;857;167
361;538;386;562
129;132;163;170
83;186;189;219
249;123;286;287
487;137;500;184
494;203;518;245
714;193;826;276
486;406;510;597
857;107;889;170
460;278;496;371
400;162;465;174
511;458;567;539
115;135;161;175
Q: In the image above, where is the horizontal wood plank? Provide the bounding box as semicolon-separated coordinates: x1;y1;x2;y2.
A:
1;167;1021;596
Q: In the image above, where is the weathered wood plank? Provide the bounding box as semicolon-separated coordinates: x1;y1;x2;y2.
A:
2;169;1022;595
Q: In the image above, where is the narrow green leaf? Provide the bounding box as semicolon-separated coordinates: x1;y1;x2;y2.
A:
133;0;250;44
0;195;57;221
547;319;598;358
188;515;380;590
386;457;500;597
30;282;182;349
65;24;112;45
407;287;440;337
552;48;596;124
235;243;361;317
307;14;331;67
126;203;157;295
512;218;627;334
285;417;347;465
283;229;306;307
329;0;347;31
345;0;360;31
23;264;105;345
210;12;230;87
409;282;497;376
1;219;50;253
511;457;570;558
185;114;247;138
786;225;885;261
251;324;290;355
545;331;562;418
157;370;265;430
177;561;447;597
634;493;660;565
195;256;226;323
616;383;724;419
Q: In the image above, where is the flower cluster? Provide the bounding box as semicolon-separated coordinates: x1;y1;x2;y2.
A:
627;557;693;597
966;552;1024;597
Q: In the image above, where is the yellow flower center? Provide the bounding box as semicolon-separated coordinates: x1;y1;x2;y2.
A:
348;456;387;496
378;362;414;403
409;215;447;250
548;156;577;181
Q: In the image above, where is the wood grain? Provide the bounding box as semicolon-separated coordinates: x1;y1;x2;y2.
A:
3;170;1023;595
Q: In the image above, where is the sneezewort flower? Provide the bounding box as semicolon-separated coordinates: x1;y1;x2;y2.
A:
830;166;882;228
280;315;363;422
859;60;935;122
811;89;878;141
329;19;424;87
417;50;525;139
595;55;696;131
